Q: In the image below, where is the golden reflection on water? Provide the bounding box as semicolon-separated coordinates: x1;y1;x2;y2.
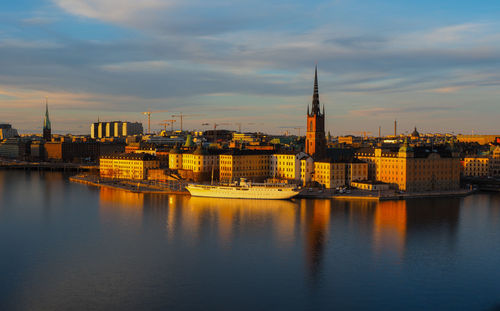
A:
373;200;407;259
188;197;298;248
97;189;465;272
99;188;144;225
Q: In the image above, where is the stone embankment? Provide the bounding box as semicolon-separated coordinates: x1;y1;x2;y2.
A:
0;159;98;172
298;188;475;200
70;174;188;194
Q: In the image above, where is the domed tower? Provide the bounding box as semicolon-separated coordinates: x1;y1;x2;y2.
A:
305;66;326;159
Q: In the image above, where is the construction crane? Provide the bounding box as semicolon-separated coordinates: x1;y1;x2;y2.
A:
171;113;203;132
143;110;168;134
202;122;231;142
162;119;176;132
234;122;256;133
347;131;372;138
279;126;304;137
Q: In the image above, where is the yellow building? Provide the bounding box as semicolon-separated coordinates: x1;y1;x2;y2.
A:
100;153;160;180
168;146;183;169
312;161;368;189
355;144;460;192
300;157;314;186
219;150;271;182
313;162;346;189
461;157;490;177
270;152;308;182
180;146;220;181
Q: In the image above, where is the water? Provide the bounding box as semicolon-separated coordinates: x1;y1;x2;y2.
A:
1;171;500;311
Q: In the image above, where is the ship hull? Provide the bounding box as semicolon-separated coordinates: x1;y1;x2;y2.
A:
186;184;299;200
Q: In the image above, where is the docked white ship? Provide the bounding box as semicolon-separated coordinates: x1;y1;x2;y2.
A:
186;179;300;200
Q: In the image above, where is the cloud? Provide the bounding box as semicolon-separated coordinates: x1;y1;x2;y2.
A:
350;105;457;117
53;0;173;24
429;86;465;94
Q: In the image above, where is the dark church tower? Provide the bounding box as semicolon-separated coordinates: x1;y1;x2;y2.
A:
306;66;326;159
43;98;52;141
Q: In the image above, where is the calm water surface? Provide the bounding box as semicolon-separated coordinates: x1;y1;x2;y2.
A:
1;171;500;310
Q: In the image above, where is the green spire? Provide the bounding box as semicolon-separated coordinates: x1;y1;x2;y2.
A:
43;97;51;130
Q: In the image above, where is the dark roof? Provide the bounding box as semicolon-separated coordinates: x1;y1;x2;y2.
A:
221;149;274;156
100;153;157;160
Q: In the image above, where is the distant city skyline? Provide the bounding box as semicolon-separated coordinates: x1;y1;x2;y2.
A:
1;0;500;135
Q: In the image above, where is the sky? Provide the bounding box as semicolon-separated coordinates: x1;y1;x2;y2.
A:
1;0;499;135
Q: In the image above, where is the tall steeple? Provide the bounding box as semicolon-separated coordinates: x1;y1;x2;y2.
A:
310;65;321;116
305;66;326;159
43;97;52;141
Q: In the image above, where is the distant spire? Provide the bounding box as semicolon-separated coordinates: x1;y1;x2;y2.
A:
311;65;320;115
43;97;51;130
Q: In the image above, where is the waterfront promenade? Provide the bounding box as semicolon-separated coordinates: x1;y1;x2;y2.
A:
0;159;98;172
70;173;474;201
70;174;188;194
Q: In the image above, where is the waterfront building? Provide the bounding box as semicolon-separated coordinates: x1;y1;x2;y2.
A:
180;145;220;182
300;156;314;186
311;160;368;189
270;151;308;182
91;121;143;139
313;161;346;189
100;153;159;180
168;145;183;169
461;146;500;177
0;138;29;159
43;100;51;141
44;141;125;162
219;150;272;182
305;66;326;159
0;124;19;140
355;142;460;192
461;156;490;177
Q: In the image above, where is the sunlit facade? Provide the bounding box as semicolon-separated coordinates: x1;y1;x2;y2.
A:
100;153;159;180
356;146;460;192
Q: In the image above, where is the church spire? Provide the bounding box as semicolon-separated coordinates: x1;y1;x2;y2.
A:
43;97;52;141
43;97;51;130
311;65;320;115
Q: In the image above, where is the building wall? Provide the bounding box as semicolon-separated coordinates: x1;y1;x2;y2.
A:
462;157;490;177
182;153;219;173
91;122;143;138
100;157;159;180
270;153;303;181
300;157;314;186
313;162;345;189
0;127;18;140
357;149;460;192
457;135;499;145
0;139;22;158
219;154;270;182
169;153;183;169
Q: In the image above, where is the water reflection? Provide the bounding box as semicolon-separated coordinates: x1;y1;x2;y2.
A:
187;197;298;248
96;193;462;283
297;199;329;284
99;187;144;227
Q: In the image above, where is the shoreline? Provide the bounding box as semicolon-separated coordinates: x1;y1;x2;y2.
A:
70;174;476;200
69;175;189;195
